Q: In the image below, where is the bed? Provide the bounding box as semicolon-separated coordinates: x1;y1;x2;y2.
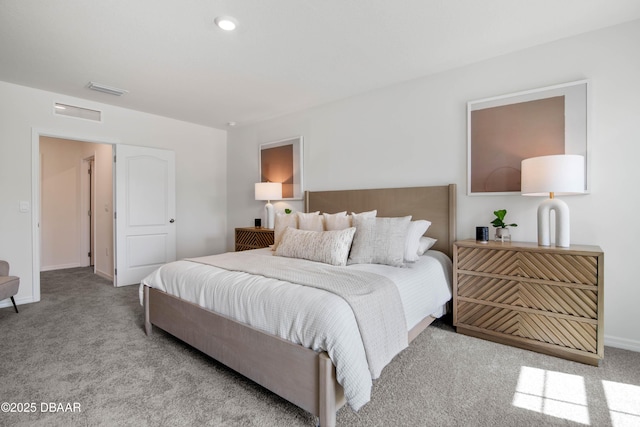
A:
141;184;456;426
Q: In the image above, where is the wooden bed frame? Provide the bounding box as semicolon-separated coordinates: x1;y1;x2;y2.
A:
144;184;456;426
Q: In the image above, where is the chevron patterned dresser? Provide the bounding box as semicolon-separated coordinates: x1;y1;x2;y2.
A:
453;239;604;366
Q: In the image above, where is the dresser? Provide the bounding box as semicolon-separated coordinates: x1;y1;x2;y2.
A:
453;239;604;365
235;227;274;251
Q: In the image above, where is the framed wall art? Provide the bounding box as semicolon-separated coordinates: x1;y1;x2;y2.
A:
259;136;303;200
467;80;588;195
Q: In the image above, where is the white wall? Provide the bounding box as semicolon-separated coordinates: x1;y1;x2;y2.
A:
0;81;227;306
227;20;640;351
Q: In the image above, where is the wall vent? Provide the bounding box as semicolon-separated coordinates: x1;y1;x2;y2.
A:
54;103;102;122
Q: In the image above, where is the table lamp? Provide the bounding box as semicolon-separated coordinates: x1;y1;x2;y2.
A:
521;154;585;247
255;182;282;229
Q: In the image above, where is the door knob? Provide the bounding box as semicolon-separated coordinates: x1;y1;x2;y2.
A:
170;219;175;223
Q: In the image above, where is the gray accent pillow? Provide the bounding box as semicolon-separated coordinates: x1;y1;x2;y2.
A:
348;216;412;267
275;227;356;266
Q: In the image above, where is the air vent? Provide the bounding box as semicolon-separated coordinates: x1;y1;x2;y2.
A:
54;103;102;122
87;81;128;96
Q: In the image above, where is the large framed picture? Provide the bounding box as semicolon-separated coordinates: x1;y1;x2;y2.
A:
467;80;588;195
259;136;304;200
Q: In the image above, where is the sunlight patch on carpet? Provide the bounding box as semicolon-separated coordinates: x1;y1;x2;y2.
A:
512;366;589;424
602;380;640;426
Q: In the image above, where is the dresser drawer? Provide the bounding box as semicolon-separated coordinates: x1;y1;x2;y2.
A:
457;301;597;353
456;246;599;286
457;274;598;319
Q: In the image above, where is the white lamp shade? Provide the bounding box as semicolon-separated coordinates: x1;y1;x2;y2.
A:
255;182;282;201
521;155;585;196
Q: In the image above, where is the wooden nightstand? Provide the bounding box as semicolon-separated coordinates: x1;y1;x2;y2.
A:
453;239;604;366
235;227;274;251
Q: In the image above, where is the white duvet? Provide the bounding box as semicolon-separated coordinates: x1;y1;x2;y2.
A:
139;248;452;410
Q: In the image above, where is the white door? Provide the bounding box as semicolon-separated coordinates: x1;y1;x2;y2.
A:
114;144;176;286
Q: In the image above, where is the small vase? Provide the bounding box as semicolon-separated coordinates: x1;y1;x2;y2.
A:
495;227;511;242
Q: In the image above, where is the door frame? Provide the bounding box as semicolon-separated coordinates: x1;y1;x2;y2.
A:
81;155;96;269
31;128;119;301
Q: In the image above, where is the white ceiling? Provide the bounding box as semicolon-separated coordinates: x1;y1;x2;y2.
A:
2;1;640;129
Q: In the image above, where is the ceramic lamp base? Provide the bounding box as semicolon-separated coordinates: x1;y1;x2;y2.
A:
264;202;275;229
537;197;570;247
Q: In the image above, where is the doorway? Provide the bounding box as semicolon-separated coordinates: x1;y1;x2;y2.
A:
39;136;114;281
31;129;177;298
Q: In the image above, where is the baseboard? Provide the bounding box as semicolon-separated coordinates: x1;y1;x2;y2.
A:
0;295;36;309
604;335;640;352
40;262;82;271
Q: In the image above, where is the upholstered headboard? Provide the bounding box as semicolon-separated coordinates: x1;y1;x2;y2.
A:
305;184;457;258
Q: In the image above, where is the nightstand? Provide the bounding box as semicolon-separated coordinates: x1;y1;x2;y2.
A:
235;227;274;251
453;239;604;365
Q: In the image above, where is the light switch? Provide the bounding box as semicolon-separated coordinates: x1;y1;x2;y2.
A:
19;201;30;213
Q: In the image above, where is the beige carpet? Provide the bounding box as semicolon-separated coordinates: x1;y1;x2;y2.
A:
1;267;639;426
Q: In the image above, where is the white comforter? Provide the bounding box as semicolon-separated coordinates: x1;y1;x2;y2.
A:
140;248;452;410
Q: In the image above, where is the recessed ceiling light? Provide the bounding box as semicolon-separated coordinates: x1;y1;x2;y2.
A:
215;16;238;31
87;81;128;96
227;121;237;127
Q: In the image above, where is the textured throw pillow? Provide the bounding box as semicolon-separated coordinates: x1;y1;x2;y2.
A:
297;211;324;231
404;220;432;262
323;211;351;230
273;213;298;250
348;216;412;267
275;227;356;266
417;236;438;255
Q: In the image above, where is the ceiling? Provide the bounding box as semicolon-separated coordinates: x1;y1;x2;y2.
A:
2;1;640;130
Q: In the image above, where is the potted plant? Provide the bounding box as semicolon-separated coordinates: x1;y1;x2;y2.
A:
491;209;517;242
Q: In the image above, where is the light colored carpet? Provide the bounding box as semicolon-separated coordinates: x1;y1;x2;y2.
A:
1;267;639;426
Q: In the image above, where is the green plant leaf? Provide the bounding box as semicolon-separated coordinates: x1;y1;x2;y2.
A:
491;209;516;228
491;218;504;228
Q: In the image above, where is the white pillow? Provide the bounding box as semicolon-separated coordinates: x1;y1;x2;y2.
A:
417;237;438;255
323;211;351;230
348;216;411;267
273;213;298;250
404;220;432;262
297;211;324;231
351;210;377;219
275;227;356;266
